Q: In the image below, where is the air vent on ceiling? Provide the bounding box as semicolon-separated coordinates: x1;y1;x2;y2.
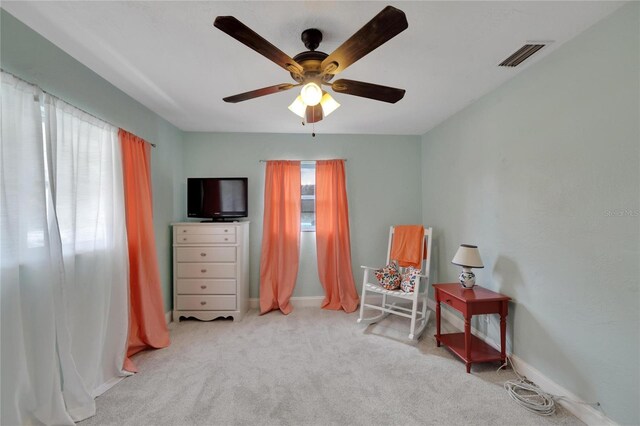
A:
499;43;546;67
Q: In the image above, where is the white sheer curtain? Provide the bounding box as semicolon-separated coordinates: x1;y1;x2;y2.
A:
1;71;130;425
1;73;75;425
45;96;130;405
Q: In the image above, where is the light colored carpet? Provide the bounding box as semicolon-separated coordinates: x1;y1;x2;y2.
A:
79;308;582;426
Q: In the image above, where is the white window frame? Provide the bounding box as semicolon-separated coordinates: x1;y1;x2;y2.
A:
301;161;316;232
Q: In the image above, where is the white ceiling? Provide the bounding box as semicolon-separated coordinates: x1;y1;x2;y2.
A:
3;1;624;135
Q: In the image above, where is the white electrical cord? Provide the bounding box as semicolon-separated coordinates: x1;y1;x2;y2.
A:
499;356;601;416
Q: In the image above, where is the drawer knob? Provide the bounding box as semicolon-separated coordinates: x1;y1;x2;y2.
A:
200;285;207;289
182;229;187;233
201;269;207;273
182;238;187;241
224;238;228;241
200;301;207;306
224;229;228;232
200;252;206;257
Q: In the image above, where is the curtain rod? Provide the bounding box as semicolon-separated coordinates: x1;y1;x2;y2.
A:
259;159;347;163
1;68;157;148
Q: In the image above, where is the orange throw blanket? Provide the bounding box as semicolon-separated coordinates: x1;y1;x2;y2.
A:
390;225;426;268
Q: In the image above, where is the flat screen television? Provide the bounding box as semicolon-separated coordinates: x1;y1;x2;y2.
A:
187;177;248;221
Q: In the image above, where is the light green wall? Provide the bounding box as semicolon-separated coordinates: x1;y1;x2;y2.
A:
420;3;639;424
182;132;422;298
0;9;185;312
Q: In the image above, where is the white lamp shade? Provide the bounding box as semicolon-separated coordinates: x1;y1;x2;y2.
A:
451;244;484;268
320;92;340;117
289;92;340;120
288;96;306;118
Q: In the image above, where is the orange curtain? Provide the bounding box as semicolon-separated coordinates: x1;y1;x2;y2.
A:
315;160;359;313
119;129;170;372
259;161;301;315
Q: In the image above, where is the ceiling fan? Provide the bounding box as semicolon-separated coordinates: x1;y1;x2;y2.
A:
214;5;408;123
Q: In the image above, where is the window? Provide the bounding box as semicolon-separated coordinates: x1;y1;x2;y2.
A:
301;162;315;232
24;98;121;253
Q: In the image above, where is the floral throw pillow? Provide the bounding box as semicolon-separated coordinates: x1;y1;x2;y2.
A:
401;267;421;293
374;262;401;290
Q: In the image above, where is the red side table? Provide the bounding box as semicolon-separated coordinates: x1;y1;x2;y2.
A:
433;283;511;373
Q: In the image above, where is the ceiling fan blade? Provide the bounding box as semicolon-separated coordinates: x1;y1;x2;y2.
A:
305;105;323;123
330;79;405;103
223;83;298;103
320;6;408;75
214;16;304;76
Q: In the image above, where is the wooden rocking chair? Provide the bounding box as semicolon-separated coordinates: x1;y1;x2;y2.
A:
357;226;433;340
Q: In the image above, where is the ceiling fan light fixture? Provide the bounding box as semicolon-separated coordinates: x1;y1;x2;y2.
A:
300;82;322;106
320;92;340;117
288;96;306;118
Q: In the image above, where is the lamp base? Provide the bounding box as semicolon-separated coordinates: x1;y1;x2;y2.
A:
459;270;476;289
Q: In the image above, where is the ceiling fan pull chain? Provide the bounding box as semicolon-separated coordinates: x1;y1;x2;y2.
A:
312;106;316;137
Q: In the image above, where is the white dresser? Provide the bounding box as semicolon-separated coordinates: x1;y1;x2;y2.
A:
172;222;249;322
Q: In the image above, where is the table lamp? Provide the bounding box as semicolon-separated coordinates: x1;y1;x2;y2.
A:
451;244;484;289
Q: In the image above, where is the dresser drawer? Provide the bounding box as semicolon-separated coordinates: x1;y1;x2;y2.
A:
176;279;236;295
176;247;236;262
175;233;236;244
175;226;236;236
177;263;236;279
176;295;236;311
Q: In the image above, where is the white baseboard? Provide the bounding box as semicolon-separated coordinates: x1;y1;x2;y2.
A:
508;354;614;425
248;294;390;310
170;293;383;318
427;298;614;426
248;296;326;309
